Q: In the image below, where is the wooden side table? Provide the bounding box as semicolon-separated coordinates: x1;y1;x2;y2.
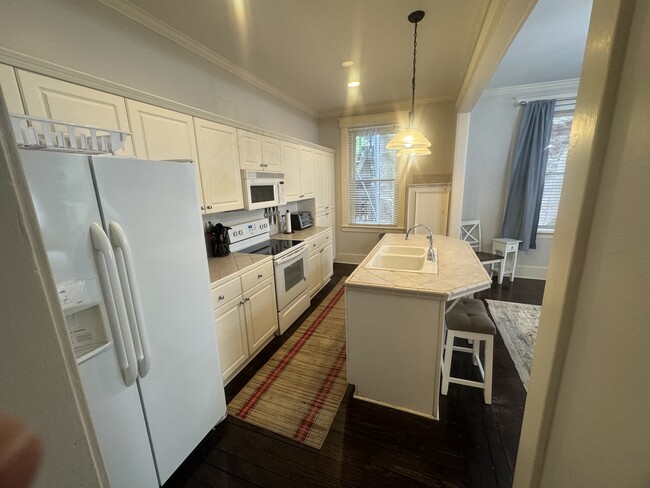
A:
491;238;522;284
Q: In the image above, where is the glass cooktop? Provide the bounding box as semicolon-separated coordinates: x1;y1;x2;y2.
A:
240;239;303;256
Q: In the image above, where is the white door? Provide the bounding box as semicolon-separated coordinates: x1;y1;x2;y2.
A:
0;64;24;114
299;146;316;199
307;250;322;297
194;118;243;212
90;156;226;484
18;70;134;155
19;150;158;488
244;277;278;354
281;141;301;201
261;136;282;171
237;129;263;170
214;300;248;382
407;185;450;235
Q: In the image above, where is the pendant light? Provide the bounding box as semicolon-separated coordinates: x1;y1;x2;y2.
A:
386;10;431;156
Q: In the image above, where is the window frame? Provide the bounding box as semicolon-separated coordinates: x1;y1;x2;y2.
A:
339;112;409;232
537;103;575;234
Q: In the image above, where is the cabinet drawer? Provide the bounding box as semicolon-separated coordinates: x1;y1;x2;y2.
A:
241;260;274;291
211;277;242;311
506;242;518;252
314;230;332;249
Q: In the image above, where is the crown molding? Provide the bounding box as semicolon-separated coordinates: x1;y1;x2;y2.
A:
0;47;332;153
319;95;455;120
97;0;318;118
481;78;580;99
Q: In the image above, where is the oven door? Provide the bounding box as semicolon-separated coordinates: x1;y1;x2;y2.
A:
274;244;308;311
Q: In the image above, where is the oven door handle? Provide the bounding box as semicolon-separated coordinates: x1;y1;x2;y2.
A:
275;245;307;265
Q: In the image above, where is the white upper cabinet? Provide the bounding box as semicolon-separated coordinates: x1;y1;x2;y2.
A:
0;64;24;114
237;129;263;170
280;141;300;201
18;70;134;155
261;136;282;171
194;118;243;213
324;152;335;209
126;99;203;209
298;146;315;199
315;150;335;212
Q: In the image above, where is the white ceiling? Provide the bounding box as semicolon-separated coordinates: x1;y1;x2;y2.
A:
110;0;592;116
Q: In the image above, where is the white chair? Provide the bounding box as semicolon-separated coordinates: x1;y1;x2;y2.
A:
460;220;504;277
441;297;495;404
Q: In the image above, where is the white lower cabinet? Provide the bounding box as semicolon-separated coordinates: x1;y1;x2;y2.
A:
306;229;334;298
212;261;278;384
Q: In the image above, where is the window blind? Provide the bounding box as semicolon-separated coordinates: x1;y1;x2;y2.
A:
538;111;574;230
347;125;400;226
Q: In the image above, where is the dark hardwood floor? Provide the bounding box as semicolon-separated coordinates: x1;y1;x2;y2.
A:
164;267;545;488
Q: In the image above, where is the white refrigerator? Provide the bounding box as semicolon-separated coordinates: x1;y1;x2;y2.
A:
18;149;227;487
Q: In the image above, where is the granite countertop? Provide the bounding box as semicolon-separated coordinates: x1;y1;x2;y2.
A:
271;226;330;241
346;233;491;300
208;253;271;284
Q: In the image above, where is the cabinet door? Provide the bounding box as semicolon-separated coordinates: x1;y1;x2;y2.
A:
126;99;203;209
0;64;24;114
195;118;243;213
314;150;326;211
214;300;248;382
321;243;334;283
18;70;134;155
237;129;263;170
407;185;450;236
307;250;322;297
243;277;278;354
261;136;282;171
298;146;315;199
281;141;300;202
324;152;336;209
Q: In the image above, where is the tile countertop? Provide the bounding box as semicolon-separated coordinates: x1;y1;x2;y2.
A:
346;233;492;300
207;253;271;284
271;226;330;240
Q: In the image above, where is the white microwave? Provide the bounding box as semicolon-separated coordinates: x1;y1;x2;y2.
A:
241;170;287;210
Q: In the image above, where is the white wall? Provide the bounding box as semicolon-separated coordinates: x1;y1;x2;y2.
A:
463;81;579;279
0;0;318;142
537;1;650;483
318;100;457;263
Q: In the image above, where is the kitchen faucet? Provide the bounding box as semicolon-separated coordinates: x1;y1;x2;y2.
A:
405;224;436;262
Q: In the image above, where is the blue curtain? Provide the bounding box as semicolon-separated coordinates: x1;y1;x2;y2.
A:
501;99;556;250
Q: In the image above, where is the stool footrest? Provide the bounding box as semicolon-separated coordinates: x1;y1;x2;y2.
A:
448;377;486;389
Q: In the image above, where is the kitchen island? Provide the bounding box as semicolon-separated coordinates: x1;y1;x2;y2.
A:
345;233;491;419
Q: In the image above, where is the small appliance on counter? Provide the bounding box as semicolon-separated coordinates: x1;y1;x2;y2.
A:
290;211;313;230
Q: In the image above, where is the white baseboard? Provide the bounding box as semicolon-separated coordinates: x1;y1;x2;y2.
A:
333;253;365;265
515;265;547;280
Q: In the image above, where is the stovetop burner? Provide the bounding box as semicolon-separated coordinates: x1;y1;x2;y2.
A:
239;239;304;256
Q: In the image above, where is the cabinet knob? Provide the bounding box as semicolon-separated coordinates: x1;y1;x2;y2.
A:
245;297;250;302
200;206;205;211
207;205;213;209
258;273;263;278
218;295;225;300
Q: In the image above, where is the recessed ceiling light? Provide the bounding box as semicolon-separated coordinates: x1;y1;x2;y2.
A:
347;81;360;88
342;61;354;67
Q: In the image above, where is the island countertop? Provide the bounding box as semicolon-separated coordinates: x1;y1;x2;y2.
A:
345;233;491;300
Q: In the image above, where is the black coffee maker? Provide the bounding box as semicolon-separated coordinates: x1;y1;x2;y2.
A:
205;221;231;257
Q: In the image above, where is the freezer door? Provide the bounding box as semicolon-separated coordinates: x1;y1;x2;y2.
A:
18;150;158;488
90;155;226;484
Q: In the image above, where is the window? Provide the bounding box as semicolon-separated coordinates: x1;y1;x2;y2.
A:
538;107;574;231
347;125;400;226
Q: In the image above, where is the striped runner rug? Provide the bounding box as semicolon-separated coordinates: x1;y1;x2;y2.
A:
227;280;348;449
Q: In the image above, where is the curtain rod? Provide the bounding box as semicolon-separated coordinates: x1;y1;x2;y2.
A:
517;96;576;106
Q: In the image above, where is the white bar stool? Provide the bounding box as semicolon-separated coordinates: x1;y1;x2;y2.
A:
441;298;495;404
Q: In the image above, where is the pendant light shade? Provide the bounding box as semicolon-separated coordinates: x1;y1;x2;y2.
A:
388;10;431;156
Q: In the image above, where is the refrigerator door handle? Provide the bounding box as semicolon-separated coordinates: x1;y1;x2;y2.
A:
109;221;152;378
89;223;139;386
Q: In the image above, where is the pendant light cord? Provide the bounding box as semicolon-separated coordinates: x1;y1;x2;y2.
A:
410;21;418;127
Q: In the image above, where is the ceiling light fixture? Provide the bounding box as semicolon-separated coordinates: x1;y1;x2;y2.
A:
386;10;431;156
347;81;361;88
